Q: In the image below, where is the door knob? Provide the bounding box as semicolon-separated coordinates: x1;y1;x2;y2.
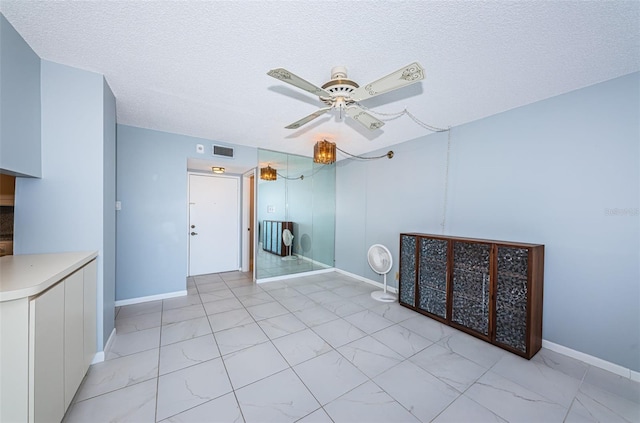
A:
190;232;198;236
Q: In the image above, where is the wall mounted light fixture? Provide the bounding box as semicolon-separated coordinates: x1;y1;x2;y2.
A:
212;167;225;174
260;165;277;181
313;140;336;164
313;139;394;165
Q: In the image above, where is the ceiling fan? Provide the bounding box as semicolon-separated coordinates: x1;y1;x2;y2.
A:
267;62;424;131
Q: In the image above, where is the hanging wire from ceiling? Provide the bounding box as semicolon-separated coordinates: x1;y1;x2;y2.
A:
335;146;394;161
276;162;330;181
357;103;449;132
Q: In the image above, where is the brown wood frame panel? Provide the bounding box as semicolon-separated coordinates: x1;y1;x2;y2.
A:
399;233;544;359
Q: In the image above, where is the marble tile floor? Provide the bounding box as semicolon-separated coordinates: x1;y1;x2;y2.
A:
63;271;640;423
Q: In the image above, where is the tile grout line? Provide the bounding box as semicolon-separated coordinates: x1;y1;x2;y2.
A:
210;273;249;423
154;294;165;423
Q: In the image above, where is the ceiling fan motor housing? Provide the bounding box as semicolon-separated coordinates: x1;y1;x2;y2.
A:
320;66;359;106
330;66;348;79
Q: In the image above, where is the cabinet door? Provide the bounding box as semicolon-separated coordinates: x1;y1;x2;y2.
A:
83;260;98;372
399;235;417;307
495;246;529;353
417;238;448;319
271;222;278;254
451;241;491;336
29;282;65;423
64;270;84;409
264;221;271;251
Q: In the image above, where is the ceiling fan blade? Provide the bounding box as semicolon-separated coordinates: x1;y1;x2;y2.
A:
350;62;425;101
267;68;332;98
285;107;331;129
345;105;385;131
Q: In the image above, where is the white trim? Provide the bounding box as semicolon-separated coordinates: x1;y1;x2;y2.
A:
335;268;399;294
256;267;335;284
92;327;116;364
241;171;252;272
115;290;187;307
337;268;639;380
91;352;104;365
542;340;638;380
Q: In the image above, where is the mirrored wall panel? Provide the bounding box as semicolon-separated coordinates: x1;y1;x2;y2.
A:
256;149;335;279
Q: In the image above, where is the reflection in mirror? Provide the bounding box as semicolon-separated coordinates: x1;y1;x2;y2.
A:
256;149;335;279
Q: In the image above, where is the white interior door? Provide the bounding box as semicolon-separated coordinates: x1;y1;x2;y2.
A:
189;174;240;276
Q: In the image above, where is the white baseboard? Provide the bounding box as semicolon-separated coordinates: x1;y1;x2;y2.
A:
334;268;399;294
256;267;335;284
542;340;639;381
115;290;187;307
336;269;638;380
91;352;104;364
91;327;116;365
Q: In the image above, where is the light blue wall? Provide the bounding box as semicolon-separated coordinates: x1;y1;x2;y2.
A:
257;177;287;224
0;13;41;177
311;163;335;266
335;72;640;372
14;60;115;350
336;132;449;280
286;164;313;257
116;125;257;301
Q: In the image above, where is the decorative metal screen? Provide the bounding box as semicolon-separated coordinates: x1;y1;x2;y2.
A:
417;238;448;318
495;247;529;352
451;242;490;335
399;235;416;306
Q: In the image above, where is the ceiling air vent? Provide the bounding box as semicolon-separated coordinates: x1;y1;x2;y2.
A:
213;145;234;158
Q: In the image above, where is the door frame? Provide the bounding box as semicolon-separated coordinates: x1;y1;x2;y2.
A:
241;168;257;276
187;171;242;276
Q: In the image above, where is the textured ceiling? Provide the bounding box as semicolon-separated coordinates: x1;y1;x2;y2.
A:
1;1;638;158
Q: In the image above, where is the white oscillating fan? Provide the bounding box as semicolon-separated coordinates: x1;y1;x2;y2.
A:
282;229;296;261
367;244;397;302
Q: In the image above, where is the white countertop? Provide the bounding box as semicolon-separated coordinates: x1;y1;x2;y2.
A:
0;251;98;302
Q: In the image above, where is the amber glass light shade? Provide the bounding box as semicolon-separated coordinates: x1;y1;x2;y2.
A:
260;165;277;181
313;140;336;164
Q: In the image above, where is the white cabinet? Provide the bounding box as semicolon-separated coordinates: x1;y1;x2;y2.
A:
29;282;65;423
83;260;97;373
64;270;85;410
0;253;98;423
0;297;30;422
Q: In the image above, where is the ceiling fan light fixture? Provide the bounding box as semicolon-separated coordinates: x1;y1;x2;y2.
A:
260;165;277;181
313;140;336;164
212;166;225;174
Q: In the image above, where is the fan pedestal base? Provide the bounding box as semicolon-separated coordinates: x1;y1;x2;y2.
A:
371;291;397;302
